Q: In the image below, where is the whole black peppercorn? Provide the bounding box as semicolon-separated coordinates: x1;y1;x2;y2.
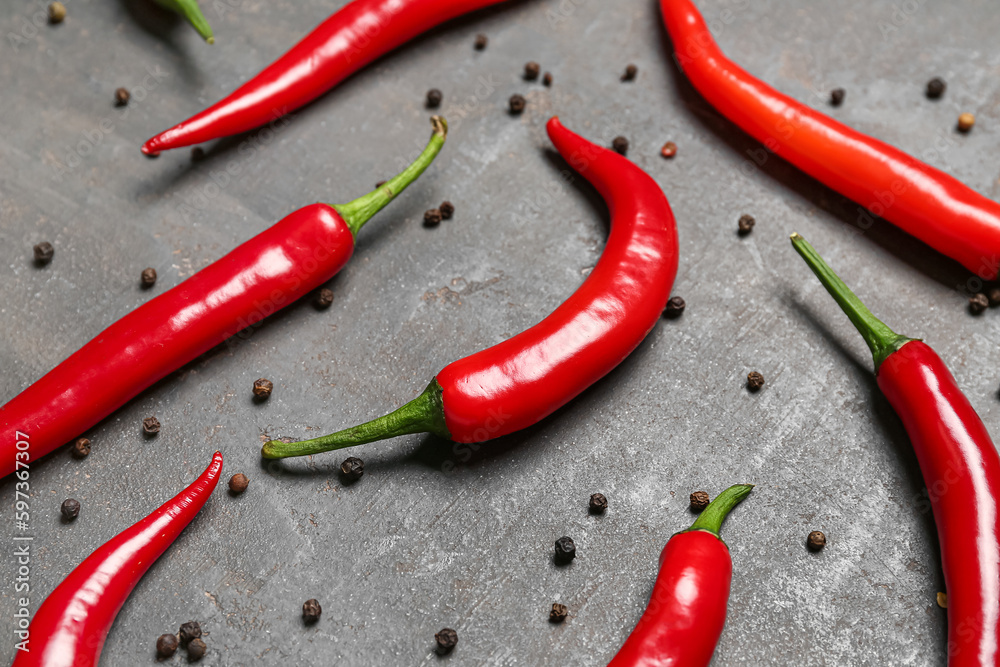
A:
340;456;365;481
509;94;526;114
303;598;322;624
549;603;568;623
34;242;54;265
542;72;553;87
186;638;207;661
970;293;989;315
439;201;455;220
61;498;81;520
426;89;443;108
611;136;629;155
689;491;710;511
140;267;157;288
435;628;458;654
621;64;638;81
315;288;334;309
71;437;91;459
747;371;765;392
229;473;249;494
738;214;756;235
474;34;488;50
253;378;273;398
524;62;541;81
988;287;1000;306
554;536;576;564
829;88;845;106
424;209;443;227
142;416;161;435
926;77;946;99
588;493;607;514
178;621;202;645
807;530;827;551
663;296;686;319
156;633;179;658
115;87;130;107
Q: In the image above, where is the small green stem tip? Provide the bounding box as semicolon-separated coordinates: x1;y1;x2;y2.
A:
687;484;754;538
261;380;451;460
153;0;214;42
334;116;449;237
790;233;915;371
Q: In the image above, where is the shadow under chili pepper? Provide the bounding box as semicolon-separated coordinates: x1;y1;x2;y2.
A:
118;0;197;67
654;8;975;294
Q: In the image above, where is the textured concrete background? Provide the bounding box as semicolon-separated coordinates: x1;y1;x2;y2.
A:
2;0;1000;664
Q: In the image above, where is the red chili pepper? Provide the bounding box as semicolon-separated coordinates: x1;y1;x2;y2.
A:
141;0;510;155
608;484;753;667
791;233;1000;666
262;116;679;459
12;451;222;667
0;118;446;479
661;0;1000;278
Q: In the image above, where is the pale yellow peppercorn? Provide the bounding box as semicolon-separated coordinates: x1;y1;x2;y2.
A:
48;2;66;23
937;591;948;608
958;112;976;133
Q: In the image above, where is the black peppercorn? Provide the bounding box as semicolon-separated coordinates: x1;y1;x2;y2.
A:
142;416;161;435
738;214;755;235
439;201;455;220
253;378;273;398
435;628;458;654
611;136;629;155
303;598;322;624
524;62;541;81
178;621;202;645
554;536;576;564
140;267;157;288
509;94;526;114
621;64;638;81
229;473;249;494
340;456;365;481
988;287;1000;306
315;288;334;309
689;491;710;511
61;498;81;520
829;88;845;106
474;34;488;50
426;89;443;108
807;530;827;551
71;437;91;459
424;209;443;227
156;633;179;658
186;638;207;661
970;293;989;314
663;296;686;319
542;72;553;87
549;603;568;623
115;87;130;107
34;242;54;265
747;371;765;392
588;493;607;514
926;77;946;99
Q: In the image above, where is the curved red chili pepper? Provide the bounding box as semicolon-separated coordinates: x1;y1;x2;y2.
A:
262;115;679;459
141;0;510;155
12;451;223;667
607;484;752;667
1;118;446;479
792;234;1000;666
662;0;1000;278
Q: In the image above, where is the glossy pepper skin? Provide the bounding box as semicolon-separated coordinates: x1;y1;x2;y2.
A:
12;452;222;667
608;484;753;667
263;116;679;458
792;234;1000;666
1;118;446;479
662;0;1000;277
142;0;509;155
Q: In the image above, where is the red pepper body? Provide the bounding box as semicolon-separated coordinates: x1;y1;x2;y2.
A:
608;530;732;667
436;116;679;442
1;205;351;478
142;0;507;154
660;0;1000;277
12;451;222;667
878;341;1000;666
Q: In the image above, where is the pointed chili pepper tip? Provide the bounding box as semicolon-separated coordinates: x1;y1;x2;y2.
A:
685;483;753;539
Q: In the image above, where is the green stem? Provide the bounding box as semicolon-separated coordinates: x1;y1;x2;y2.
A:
153;0;215;43
687;484;754;538
334;116;449;237
261;380;451;459
790;233;915;372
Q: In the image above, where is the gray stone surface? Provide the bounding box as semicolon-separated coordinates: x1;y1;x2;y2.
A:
2;0;999;664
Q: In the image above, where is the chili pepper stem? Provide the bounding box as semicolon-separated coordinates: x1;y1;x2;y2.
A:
261;380;450;459
334;116;448;237
153;0;215;43
790;233;915;371
686;484;754;538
